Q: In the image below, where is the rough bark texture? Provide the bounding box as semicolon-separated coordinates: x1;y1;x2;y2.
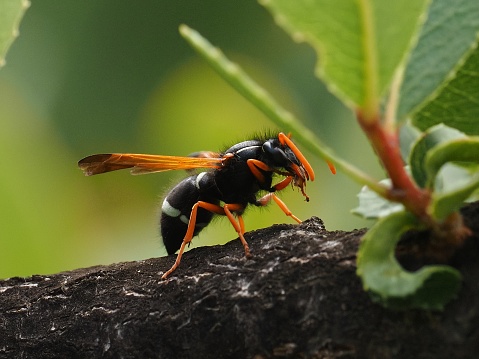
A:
1;203;479;359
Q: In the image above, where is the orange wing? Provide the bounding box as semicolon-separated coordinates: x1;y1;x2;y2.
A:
78;153;223;176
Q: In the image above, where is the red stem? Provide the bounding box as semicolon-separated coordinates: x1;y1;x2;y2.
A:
357;111;432;225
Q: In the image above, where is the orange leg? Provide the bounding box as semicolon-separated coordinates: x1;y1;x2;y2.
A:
272;176;293;191
161;201;248;279
248;160;294;193
223;204;251;257
247;159;272;184
257;193;302;223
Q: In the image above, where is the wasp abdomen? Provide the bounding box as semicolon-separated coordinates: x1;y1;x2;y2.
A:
160;172;219;254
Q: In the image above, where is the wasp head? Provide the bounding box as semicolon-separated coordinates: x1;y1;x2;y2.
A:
262;133;315;201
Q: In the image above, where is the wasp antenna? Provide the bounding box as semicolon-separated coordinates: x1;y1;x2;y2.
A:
278;133;315;181
327;161;337;175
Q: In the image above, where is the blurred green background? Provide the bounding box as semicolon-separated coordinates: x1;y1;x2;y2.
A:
0;0;381;279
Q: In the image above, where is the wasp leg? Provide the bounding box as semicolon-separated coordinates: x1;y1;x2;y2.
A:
223;203;251;258
271;176;293;191
161;201;222;279
256;193;302;224
161;201;249;279
247;159;272;184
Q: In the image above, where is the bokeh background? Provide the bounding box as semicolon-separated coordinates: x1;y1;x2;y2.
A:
0;0;381;279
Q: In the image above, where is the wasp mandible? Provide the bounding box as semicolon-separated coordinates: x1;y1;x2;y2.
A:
78;132;335;279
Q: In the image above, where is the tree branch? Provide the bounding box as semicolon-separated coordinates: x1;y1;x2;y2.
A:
1;203;479;359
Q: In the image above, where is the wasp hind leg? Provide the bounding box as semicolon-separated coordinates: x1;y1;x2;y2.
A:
161;201;250;279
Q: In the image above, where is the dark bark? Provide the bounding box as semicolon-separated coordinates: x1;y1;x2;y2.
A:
1;203;479;359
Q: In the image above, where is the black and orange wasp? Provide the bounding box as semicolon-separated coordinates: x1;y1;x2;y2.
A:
78;132;335;278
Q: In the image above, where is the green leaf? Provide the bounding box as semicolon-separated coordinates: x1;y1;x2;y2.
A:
355;124;479;221
357;211;462;309
260;0;430;112
409;124;465;188
434;162;479;196
430;172;479;221
409;127;479;221
398;0;479;130
352;178;404;219
425;136;479;188
0;0;29;67
412;44;479;135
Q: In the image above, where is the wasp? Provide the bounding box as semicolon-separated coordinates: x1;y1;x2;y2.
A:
78;132;335;279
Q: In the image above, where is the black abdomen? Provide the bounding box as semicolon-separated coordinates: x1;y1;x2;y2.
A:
160;172;219;254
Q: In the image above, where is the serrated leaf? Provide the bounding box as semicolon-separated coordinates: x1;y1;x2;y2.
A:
412;44;479;135
352;179;404;219
357;211;461;310
398;0;479;128
0;0;29;67
409;124;466;188
260;0;429;112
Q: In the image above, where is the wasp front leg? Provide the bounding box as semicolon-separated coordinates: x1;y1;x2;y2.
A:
247;158;272;184
256;190;302;224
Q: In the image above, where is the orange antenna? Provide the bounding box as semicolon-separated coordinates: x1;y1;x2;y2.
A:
327;161;336;174
278;133;315;181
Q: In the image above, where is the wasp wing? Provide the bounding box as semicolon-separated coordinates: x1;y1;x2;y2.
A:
78;153;223;176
